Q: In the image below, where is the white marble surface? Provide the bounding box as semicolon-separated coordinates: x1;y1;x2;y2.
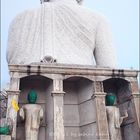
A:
7;0;117;68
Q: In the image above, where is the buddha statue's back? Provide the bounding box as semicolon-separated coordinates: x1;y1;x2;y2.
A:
7;0;117;68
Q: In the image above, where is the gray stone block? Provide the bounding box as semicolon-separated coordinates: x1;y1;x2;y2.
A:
0;135;11;140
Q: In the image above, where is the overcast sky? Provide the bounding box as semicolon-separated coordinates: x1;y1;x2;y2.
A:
1;0;139;89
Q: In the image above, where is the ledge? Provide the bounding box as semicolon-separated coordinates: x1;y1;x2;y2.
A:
8;64;139;78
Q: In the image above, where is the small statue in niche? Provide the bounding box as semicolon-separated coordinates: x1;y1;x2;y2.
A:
106;94;128;140
19;90;43;140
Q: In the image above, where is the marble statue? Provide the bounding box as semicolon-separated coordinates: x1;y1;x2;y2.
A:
19;90;43;140
7;0;117;68
106;106;128;140
41;0;83;4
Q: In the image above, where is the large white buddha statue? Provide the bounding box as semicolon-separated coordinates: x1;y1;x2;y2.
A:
7;0;117;67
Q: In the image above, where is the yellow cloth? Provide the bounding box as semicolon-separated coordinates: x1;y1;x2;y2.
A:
11;98;19;112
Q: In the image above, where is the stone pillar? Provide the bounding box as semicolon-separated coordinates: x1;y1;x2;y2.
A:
6;90;20;140
6;73;20;140
130;81;140;127
9;72;20;91
52;78;65;140
91;81;109;140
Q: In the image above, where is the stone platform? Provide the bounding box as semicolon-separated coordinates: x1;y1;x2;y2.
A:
6;64;140;140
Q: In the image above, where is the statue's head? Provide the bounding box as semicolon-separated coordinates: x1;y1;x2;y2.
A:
27;90;37;104
105;93;116;106
41;0;84;5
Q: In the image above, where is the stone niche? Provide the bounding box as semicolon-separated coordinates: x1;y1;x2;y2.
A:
17;75;53;140
103;78;140;140
63;77;97;140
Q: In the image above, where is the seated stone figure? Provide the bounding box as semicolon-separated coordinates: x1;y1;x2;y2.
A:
19;90;43;140
7;0;117;68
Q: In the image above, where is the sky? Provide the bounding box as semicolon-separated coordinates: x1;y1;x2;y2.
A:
1;0;139;89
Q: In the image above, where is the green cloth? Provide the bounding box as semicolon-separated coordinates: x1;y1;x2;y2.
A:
28;90;37;104
0;126;10;135
106;94;116;106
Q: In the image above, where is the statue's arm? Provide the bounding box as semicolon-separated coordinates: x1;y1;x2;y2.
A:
94;17;117;68
119;110;128;124
40;108;44;121
19;107;25;120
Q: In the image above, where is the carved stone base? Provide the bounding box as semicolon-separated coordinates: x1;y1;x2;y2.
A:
0;135;11;140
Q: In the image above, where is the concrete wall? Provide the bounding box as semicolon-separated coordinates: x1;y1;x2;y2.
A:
78;79;97;140
64;81;81;140
45;82;53;140
63;78;97;140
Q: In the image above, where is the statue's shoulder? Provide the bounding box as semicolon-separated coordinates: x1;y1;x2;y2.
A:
35;104;42;107
90;10;110;24
9;6;40;28
77;6;110;25
22;104;42;110
32;104;42;109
